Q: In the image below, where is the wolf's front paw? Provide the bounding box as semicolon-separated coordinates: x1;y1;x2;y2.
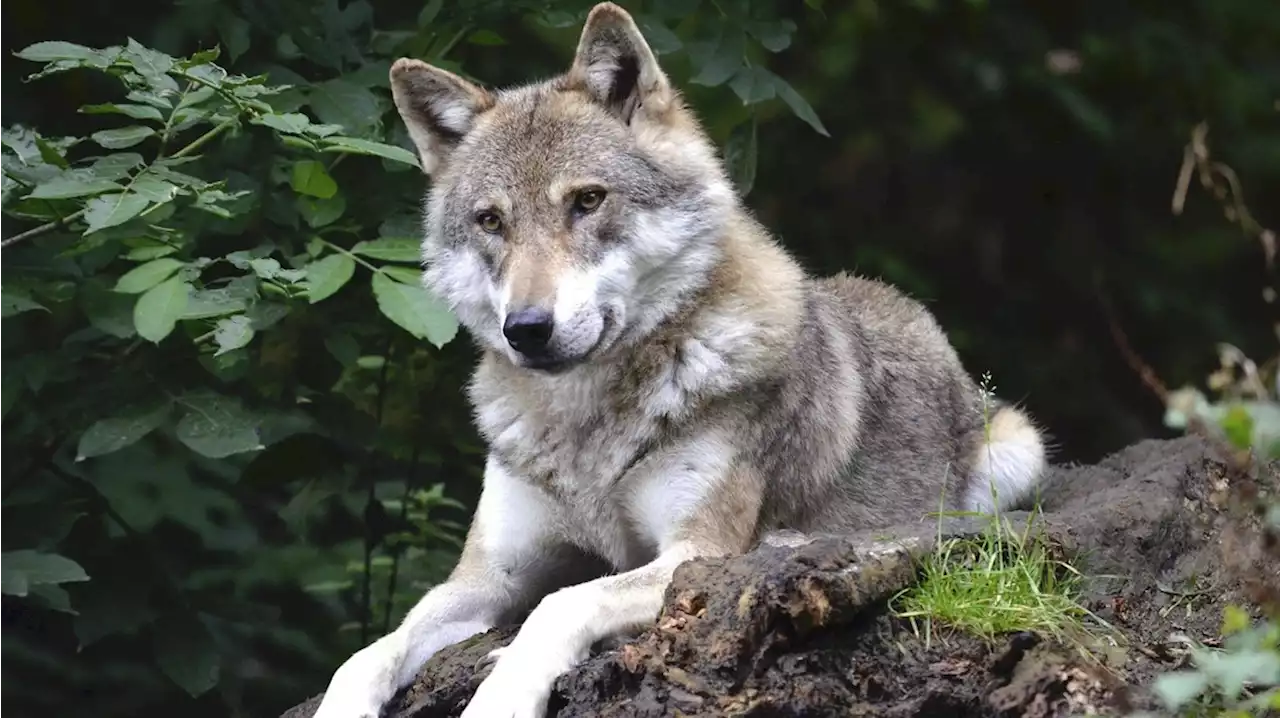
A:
312;640;398;718
312;693;383;718
459;645;573;718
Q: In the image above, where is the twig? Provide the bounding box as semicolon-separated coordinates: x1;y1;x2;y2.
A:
1096;290;1169;403
383;444;420;635
361;337;396;644
1;209;87;248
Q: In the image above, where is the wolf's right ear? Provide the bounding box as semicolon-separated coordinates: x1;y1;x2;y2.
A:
390;59;494;175
569;3;673;124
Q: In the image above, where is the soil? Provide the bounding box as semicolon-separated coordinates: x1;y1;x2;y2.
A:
282;436;1279;718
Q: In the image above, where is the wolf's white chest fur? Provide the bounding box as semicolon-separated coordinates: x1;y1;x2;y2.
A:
471;337;737;571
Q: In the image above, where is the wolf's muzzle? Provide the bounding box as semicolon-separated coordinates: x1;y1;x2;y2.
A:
502;307;555;356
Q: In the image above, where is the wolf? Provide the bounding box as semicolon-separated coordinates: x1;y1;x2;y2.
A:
311;3;1047;717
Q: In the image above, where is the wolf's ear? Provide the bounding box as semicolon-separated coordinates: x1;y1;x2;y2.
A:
389;59;495;175
569;3;672;123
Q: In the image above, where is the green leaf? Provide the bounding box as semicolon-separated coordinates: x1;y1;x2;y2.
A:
114;257;185;294
76;402;172;460
729;66;777;105
80;103;166;122
29;584;76;614
130;176;180;203
14;41;107;63
351;237;421;263
35;136;73;168
380;265;423;284
417;0;444;26
153;612;220;697
637;17;682;54
768;71;830;137
1220;404;1256;451
747;19;797;52
29;174;124;199
84;192;151;233
174;392;264;458
183;285;253;320
124;243;177;261
689;26;745;87
467;29;506;46
2;372;21;418
1;550;90;597
320;136;418;167
123;39;176;86
247;302;290;330
2;289;49;317
297;194;346;228
305;253;356;303
371;271;458;348
90;152;146;180
290;160;338;199
308;79;381;136
91;126;156;150
212;315;255;356
324;332;360;366
724;116;758;196
133;275;190;343
254;112;311;135
217;15;252;61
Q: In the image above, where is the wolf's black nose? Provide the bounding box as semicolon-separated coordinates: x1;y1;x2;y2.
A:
503;308;555;355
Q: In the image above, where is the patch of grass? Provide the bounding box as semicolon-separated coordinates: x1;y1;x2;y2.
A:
887;509;1098;647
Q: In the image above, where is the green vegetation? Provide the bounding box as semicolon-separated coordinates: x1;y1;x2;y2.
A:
887;511;1094;647
2;0;1277;716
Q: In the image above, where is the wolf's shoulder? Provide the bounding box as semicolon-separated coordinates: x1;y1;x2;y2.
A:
810;272;937;327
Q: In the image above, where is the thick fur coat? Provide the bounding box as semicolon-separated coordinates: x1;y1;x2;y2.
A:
312;4;1047;717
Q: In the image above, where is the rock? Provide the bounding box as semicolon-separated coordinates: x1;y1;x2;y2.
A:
283;436;1276;718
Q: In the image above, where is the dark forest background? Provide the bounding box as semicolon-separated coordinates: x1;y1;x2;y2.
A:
2;0;1277;716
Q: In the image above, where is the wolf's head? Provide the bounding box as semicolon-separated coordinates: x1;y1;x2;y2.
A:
391;2;736;373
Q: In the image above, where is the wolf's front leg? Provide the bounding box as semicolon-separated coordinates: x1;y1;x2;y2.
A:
460;455;763;718
457;543;700;718
313;458;584;718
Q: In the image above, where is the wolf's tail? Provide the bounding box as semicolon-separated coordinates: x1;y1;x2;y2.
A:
963;403;1048;513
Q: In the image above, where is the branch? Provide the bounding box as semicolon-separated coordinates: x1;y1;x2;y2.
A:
1;117;238;250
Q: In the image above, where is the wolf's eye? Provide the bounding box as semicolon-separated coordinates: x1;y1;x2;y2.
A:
476;211;503;234
572;189;606;215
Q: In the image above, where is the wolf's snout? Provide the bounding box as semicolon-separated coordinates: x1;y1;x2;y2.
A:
503;308;555;355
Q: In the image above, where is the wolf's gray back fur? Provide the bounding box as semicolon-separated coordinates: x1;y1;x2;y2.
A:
311;4;1047;718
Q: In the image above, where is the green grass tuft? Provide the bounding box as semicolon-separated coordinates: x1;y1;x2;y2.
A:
888;510;1097;646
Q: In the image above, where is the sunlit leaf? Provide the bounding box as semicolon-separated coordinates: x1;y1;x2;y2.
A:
91;126;156;149
1;550;90;597
351;237;420;263
133;274;190;343
114;257;185;294
84;192;150;233
371;271;458;348
213;315;255;356
305;253;356;304
290;160;338;199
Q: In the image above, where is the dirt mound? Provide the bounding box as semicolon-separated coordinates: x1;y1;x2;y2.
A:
283;436;1276;718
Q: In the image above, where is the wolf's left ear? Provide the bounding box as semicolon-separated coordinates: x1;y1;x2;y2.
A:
569;3;673;123
390;59;495;175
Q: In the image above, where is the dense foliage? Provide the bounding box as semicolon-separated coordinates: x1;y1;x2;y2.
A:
2;0;1276;716
0;2;832;715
